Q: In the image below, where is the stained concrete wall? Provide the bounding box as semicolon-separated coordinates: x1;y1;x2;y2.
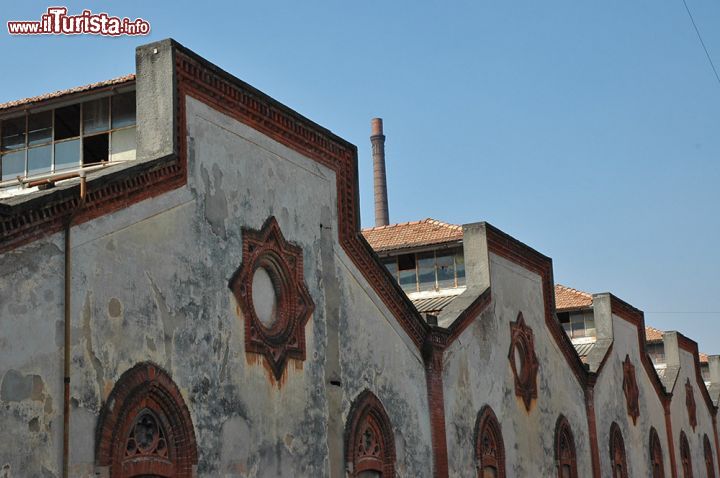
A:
0;92;432;477
592;314;670;477
442;252;592;477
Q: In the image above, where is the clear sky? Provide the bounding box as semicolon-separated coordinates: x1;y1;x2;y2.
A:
2;1;718;352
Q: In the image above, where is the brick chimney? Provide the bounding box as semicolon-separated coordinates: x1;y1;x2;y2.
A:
371;118;389;227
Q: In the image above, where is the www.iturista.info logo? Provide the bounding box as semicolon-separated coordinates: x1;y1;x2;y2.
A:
7;7;150;36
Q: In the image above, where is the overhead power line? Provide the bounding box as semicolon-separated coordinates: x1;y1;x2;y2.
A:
681;0;720;87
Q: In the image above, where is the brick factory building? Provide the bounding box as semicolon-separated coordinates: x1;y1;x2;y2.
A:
0;39;719;477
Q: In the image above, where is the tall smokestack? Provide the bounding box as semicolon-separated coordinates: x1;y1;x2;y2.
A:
371;118;389;227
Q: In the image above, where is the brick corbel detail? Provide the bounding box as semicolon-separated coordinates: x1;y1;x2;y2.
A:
423;329;450;478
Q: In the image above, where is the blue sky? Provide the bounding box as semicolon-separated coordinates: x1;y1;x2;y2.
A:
2;1;718;352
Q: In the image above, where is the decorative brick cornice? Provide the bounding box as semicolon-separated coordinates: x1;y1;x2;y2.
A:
676;333;719;417
174;46;428;351
95;362;197;478
229;216;314;381
609;295;671;408
484;223;588;387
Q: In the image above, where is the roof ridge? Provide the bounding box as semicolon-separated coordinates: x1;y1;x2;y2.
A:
0;74;136;112
361;217;461;232
555;283;592;298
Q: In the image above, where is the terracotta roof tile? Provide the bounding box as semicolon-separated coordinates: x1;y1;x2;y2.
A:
0;74;136;113
362;218;463;252
554;284;593;311
645;325;664;343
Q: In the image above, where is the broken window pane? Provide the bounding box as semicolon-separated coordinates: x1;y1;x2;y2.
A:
27;145;52;177
54;104;80;140
112;91;136;128
1;116;25;151
1;151;25;180
417;252;436;291
110;127;136;162
54;139;80;171
82;133;108;165
436;252;455;288
83;98;109;134
28;111;52;146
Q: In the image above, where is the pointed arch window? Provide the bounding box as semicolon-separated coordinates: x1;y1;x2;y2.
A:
705;434;716;478
344;390;396;477
680;431;694;478
609;422;628;478
95;362;198;478
649;427;665;478
475;406;506;478
554;415;577;478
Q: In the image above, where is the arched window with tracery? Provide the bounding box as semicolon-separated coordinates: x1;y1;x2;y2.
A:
680;431;693;478
609;422;628;478
475;405;505;478
554;415;577;478
344;390;395;477
95;362;198;478
705;434;716;478
649;427;665;478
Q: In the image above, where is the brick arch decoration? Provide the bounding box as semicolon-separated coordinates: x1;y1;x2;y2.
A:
95;362;198;478
609;422;628;478
344;390;396;477
649;426;665;478
475;405;506;478
680;431;694;478
705;434;717;478
554;415;578;478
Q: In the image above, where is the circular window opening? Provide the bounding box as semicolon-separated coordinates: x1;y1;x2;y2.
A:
251;267;278;328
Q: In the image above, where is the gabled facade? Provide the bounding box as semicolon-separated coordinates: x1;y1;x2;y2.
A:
0;39;718;478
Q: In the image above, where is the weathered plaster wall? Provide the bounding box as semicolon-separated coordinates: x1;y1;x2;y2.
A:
593;315;670;478
442;252;592;477
0;236;65;477
0;93;433;477
668;346;719;476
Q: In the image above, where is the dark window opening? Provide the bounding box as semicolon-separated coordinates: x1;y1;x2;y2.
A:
82;133;109;165
54;104;80;140
28;111;52;146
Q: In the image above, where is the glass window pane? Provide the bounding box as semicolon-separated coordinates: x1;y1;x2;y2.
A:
399;269;417;293
110;127;136;162
83;133;108;165
436;252;455;288
27;145;51;177
112;91;136;128
417;252;436;291
571;317;585;338
455;250;465;286
1;151;25;180
382;258;398;280
1;116;25;151
83;98;109;134
54;139;80;171
28;111;52;146
54;104;80;140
